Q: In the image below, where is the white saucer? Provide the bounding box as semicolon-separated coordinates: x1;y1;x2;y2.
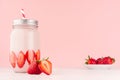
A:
84;64;113;69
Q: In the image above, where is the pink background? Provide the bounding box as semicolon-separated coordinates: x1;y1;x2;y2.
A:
0;0;120;68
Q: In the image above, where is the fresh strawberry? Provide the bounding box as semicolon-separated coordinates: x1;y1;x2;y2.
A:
17;51;26;68
9;51;17;68
87;58;96;64
96;57;104;64
38;57;52;75
85;55;96;64
85;55;115;64
103;56;115;64
35;50;40;60
26;50;36;64
27;61;42;74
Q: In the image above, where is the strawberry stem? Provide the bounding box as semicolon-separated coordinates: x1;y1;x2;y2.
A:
46;57;49;60
88;55;90;59
36;60;41;63
85;62;88;64
42;57;49;61
112;58;115;63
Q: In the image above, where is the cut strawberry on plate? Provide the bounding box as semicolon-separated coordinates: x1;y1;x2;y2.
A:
17;51;26;68
9;51;17;68
35;50;40;60
26;50;35;64
38;57;52;75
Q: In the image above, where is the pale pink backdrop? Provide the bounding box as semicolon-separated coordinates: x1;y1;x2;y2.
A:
0;0;120;68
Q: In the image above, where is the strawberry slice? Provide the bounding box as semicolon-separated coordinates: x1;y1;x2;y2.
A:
38;58;52;75
26;50;35;64
9;51;17;68
35;50;40;60
17;51;26;68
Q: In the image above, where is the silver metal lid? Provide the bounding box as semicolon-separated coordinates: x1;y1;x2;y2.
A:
13;19;38;26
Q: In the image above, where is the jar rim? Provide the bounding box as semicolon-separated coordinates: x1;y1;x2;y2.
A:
13;19;38;26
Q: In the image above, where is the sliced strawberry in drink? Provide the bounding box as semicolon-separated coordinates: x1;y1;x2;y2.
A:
17;51;26;68
26;50;35;64
35;50;40;60
38;58;52;75
9;51;17;68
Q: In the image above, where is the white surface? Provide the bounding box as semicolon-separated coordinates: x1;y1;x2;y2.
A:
1;67;120;80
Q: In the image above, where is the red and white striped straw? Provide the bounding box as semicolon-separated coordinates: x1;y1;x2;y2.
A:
20;9;26;19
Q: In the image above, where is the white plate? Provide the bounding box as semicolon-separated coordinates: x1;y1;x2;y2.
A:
84;64;113;69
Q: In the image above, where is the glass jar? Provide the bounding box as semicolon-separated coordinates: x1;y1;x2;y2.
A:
10;19;40;72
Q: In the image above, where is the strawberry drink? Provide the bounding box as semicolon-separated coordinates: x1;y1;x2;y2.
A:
10;18;40;72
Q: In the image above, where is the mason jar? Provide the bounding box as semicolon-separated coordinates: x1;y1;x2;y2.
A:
10;19;40;72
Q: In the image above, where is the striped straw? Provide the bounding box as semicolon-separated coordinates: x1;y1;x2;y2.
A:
20;9;26;19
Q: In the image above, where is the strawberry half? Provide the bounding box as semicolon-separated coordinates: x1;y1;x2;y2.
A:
35;50;40;60
26;50;36;64
17;51;26;68
38;58;52;75
9;51;17;68
27;61;42;74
